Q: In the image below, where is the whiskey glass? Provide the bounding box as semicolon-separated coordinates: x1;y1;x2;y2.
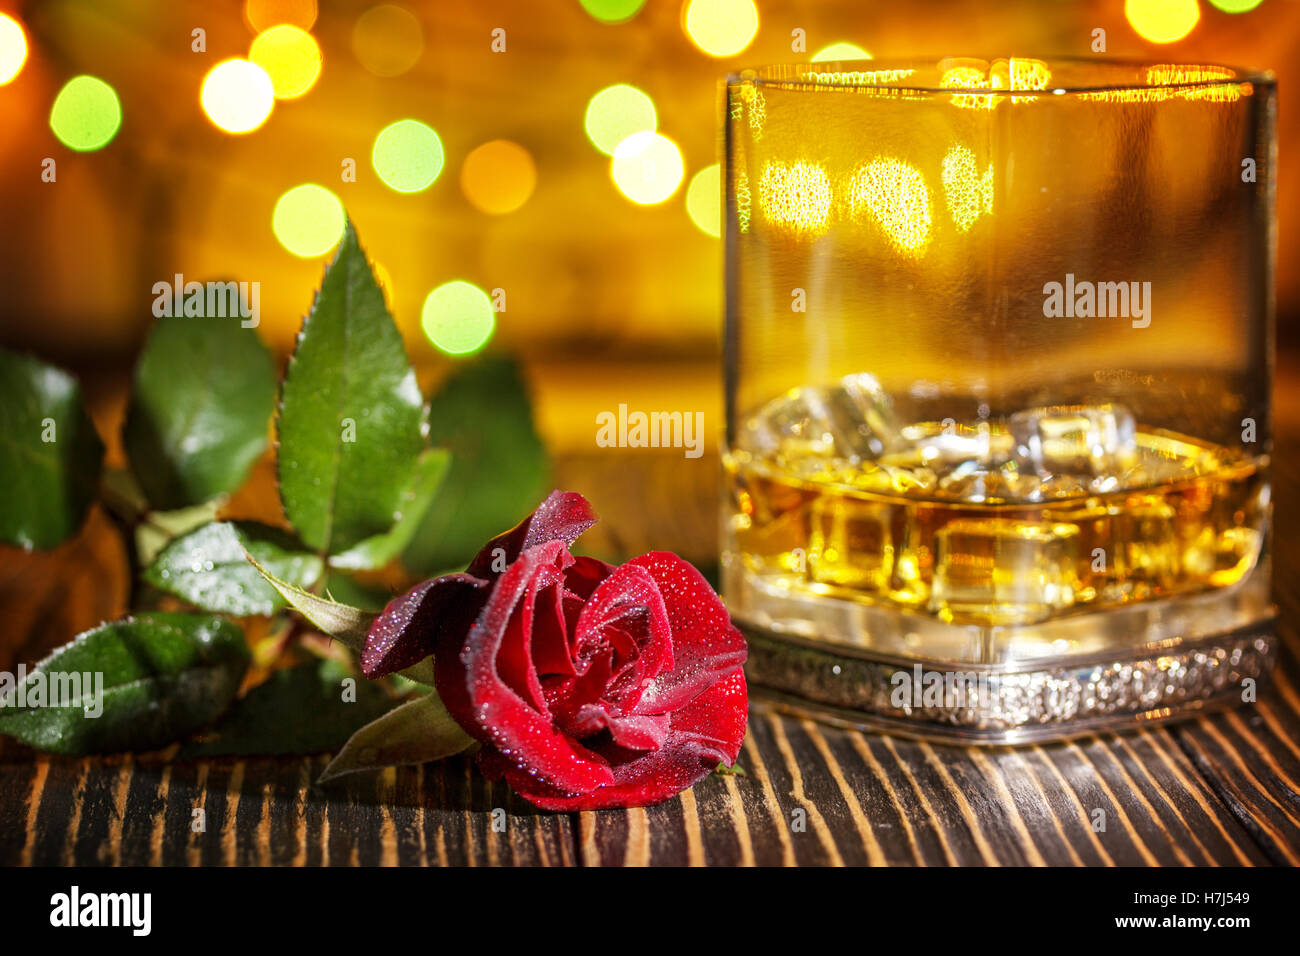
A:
721;57;1277;742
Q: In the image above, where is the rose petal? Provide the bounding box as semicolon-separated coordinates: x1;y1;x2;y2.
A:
362;573;487;678
466;490;597;580
571;562;674;701
435;540;615;793
571;707;671;751
625;552;748;715
481;668;748;811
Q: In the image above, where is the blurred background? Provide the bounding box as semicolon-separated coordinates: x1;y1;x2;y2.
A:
0;0;1297;650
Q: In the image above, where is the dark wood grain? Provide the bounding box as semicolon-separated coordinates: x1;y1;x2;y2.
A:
3;379;1300;866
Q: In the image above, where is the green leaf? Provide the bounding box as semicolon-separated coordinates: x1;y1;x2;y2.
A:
403;357;549;574
101;467;224;566
329;447;450;571
318;692;473;784
714;761;747;777
136;500;225;568
0;612;249;755
0;350;104;550
122;312;276;510
145;521;323;616
277;222;426;556
178;659;396;758
245;555;435;685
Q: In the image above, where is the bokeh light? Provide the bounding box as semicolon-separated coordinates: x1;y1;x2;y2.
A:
1209;0;1264;11
461;140;537;215
683;0;759;57
272;184;345;257
201;59;275;134
685;164;721;237
245;0;317;32
580;0;648;23
422;281;495;355
1125;0;1201;43
0;13;27;86
250;25;322;99
811;42;871;62
584;84;657;156
758;161;832;234
353;4;424;77
49;76;122;152
849;159;932;256
372;119;444;193
611;131;684;205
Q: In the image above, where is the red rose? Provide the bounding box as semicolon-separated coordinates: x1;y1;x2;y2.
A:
363;491;749;810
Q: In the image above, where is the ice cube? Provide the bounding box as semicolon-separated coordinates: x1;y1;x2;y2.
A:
809;497;893;591
930;518;1080;625
738;373;899;463
1010;403;1138;479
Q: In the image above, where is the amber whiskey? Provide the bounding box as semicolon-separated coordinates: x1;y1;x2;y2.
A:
724;376;1267;628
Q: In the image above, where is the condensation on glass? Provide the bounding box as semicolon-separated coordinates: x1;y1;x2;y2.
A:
722;57;1277;742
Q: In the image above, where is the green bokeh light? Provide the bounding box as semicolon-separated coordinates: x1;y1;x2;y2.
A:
583;84;656;156
49;76;121;151
1208;0;1264;11
421;281;495;356
272;184;345;257
372;119;444;193
579;0;647;24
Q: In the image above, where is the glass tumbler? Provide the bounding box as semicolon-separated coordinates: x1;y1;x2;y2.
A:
721;58;1277;742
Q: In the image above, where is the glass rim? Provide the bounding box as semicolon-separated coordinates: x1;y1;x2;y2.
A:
726;56;1276;96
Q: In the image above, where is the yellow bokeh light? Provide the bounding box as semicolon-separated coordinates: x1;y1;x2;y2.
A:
272;184;345;257
0;13;27;86
941;65;995;110
991;57;1052;102
683;0;759;58
941;58;1051;109
250;25;322;99
686;164;721;237
811;42;871;63
758;161;832;235
461;140;537;215
245;0;317;32
941;145;993;232
1126;0;1201;43
584;84;657;156
1078;63;1243;104
611;131;684;205
1149;63;1244;101
849;159;931;256
353;4;423;77
422;281;495;356
201;59;275;134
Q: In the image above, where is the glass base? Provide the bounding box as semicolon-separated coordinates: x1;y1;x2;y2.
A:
729;561;1277;744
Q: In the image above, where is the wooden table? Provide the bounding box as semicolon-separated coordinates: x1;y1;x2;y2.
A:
2;380;1300;867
